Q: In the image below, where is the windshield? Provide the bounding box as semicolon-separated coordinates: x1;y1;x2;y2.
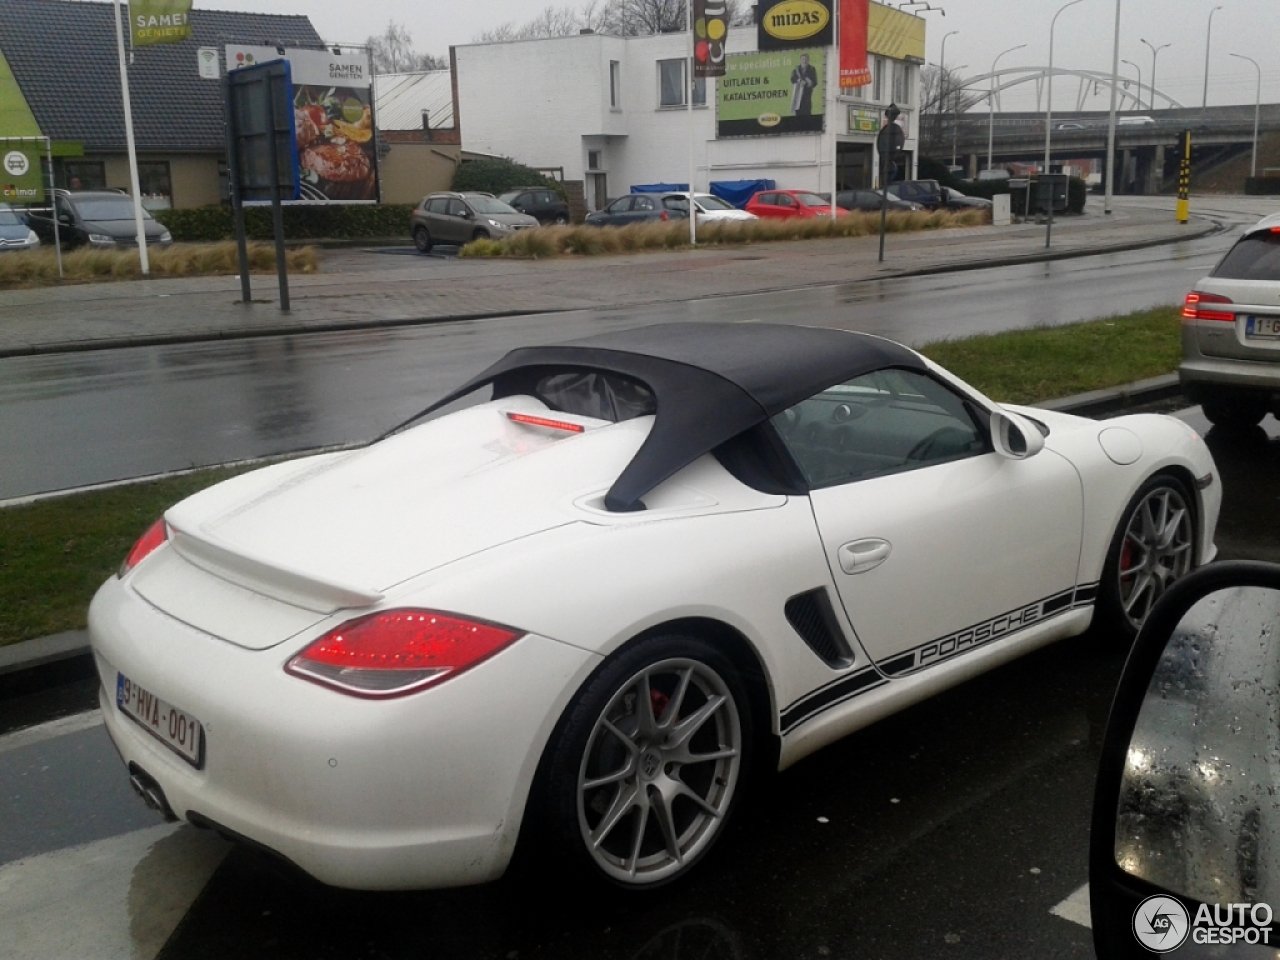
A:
468;197;520;215
0;204;21;226
793;193;829;207
72;198;153;221
694;194;736;211
1213;231;1280;281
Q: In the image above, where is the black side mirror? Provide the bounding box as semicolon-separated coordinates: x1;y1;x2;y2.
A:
1091;561;1280;958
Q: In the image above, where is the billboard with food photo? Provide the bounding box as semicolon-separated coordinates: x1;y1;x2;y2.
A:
226;46;378;204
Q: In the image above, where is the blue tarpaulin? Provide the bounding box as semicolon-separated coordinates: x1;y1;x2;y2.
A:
629;183;688;194
709;179;776;209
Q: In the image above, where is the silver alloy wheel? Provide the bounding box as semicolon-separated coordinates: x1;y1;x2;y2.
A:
1117;485;1194;630
576;657;742;885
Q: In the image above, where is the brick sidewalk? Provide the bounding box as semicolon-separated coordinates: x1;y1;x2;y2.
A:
0;201;1220;358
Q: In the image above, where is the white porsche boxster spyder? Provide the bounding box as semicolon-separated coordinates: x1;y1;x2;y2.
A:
89;323;1220;891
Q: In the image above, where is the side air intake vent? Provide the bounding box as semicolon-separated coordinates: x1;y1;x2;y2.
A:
785;589;854;668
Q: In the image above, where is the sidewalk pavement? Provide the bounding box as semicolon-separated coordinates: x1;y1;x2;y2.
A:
0;199;1223;359
0;198;1216;685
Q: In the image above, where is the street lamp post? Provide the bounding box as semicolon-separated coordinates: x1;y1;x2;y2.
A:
1045;0;1086;249
1105;0;1120;214
1140;38;1170;110
1203;5;1222;109
1122;58;1142;109
940;30;958;170
988;44;1026;173
951;63;968;168
1230;53;1261;178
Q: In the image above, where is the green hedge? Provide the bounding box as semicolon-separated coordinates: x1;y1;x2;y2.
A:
451;157;566;199
155;204;416;242
1246;176;1280;196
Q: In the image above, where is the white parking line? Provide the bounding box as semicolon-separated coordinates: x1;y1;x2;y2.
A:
1051;883;1092;929
0;710;103;757
0;824;230;960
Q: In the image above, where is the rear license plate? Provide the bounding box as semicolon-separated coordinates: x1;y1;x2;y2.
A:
1245;316;1280;339
116;673;204;767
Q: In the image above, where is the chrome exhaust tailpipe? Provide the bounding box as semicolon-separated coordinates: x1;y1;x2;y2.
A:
127;763;178;822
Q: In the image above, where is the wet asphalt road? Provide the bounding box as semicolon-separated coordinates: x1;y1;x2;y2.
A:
4;410;1278;960
0;231;1235;501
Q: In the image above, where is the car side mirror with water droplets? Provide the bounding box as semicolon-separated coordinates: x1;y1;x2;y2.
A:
1091;561;1280;958
990;409;1045;460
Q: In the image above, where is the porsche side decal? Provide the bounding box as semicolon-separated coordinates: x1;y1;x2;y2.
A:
780;667;885;734
876;583;1099;679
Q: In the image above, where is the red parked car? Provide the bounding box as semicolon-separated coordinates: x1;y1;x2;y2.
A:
744;189;847;220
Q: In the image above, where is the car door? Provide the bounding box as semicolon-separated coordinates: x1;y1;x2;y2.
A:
444;198;472;242
598;197;632;226
631;195;658;223
773;193;799;219
773;368;1084;676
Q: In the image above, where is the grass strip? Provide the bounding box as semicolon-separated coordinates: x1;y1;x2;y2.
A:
460;208;987;258
0;303;1183;649
920;305;1182;406
0;242;319;290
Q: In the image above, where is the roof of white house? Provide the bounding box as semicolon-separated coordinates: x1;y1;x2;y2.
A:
374;72;454;131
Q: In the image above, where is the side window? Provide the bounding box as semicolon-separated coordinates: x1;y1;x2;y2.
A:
757;193;775;205
425;197;448;214
663;196;689;215
448;199;469;217
776;194;796;208
634;196;656;211
608;197;633;213
771;368;988;488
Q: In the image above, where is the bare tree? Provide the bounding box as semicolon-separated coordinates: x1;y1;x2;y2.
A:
918;65;983;161
474;0;751;42
365;21;447;74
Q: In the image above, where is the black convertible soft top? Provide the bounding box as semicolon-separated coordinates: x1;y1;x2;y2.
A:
409;322;925;511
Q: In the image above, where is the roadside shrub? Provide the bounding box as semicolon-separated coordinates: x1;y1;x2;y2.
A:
451;157;566;200
458;208;985;259
155;204;416;242
0;242;318;289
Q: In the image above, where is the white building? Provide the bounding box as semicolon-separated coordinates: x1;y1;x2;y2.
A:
454;4;926;210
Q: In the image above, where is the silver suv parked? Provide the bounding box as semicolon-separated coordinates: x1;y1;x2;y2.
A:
410;192;539;252
1180;212;1280;427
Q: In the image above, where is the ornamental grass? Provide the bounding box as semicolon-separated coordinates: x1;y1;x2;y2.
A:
0;242;319;289
459;208;986;259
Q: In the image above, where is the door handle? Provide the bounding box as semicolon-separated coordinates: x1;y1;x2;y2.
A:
838;538;892;575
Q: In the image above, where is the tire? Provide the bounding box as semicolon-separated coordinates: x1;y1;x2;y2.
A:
552;214;569;225
1098;475;1196;639
472;229;490;242
1200;395;1266;430
533;633;752;889
412;226;432;254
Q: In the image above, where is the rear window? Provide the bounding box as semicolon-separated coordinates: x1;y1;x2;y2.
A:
1212;231;1280;281
535;371;655;422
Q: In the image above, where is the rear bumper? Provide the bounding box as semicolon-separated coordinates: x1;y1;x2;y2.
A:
89;575;598;890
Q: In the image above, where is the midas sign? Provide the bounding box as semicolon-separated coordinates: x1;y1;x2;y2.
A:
758;0;833;49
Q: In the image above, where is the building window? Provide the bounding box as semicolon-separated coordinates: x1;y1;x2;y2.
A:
893;62;912;106
871;56;884;103
588;149;603;170
659;58;685;107
658;58;705;108
60;161;105;190
138;161;173;210
610;60;621;109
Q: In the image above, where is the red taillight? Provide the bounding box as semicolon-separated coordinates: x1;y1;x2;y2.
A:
1182;291;1235;322
119;518;168;577
505;411;585;433
285;610;523;698
660;210;669;221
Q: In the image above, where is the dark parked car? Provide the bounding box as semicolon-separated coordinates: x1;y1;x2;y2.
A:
834;189;923;212
26;190;172;249
885;179;945;209
411;192;539;252
938;186;993;211
498;187;571;225
584;194;688;227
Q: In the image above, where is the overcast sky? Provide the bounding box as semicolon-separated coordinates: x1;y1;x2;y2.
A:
196;0;1278;109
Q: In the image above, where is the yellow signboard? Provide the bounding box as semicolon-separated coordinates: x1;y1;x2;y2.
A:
868;3;925;62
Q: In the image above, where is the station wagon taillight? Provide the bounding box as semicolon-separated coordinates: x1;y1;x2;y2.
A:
286;610;524;698
1182;291;1235;322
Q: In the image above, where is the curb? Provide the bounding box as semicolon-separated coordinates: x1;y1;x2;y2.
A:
0;374;1192;692
0;219;1224;360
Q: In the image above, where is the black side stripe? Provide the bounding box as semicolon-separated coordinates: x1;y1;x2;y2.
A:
780;667;885;734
